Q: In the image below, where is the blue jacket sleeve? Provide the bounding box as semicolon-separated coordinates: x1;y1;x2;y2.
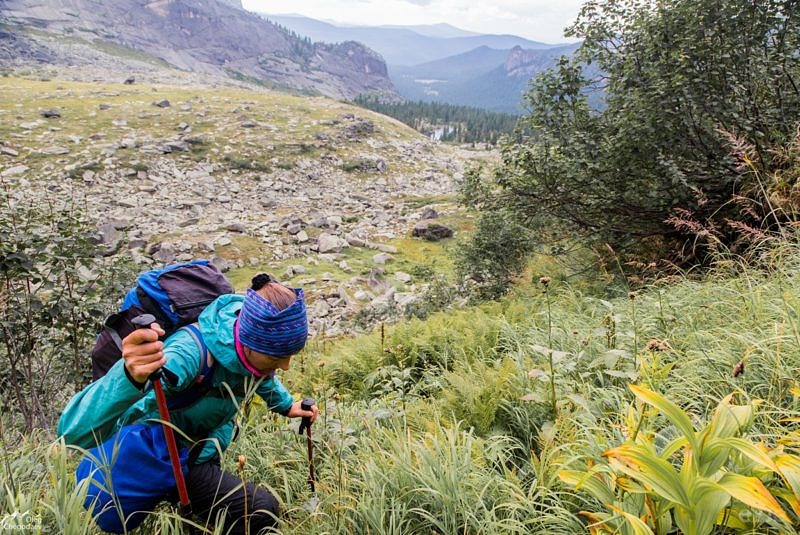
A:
256;375;294;415
57;329;202;448
57;358;146;448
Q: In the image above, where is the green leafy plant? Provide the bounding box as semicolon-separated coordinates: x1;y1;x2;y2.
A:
0;191;132;431
561;385;800;534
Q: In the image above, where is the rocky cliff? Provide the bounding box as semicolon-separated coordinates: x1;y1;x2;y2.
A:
503;44;580;78
0;0;398;101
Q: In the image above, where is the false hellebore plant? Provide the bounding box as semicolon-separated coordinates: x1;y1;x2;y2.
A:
560;385;800;534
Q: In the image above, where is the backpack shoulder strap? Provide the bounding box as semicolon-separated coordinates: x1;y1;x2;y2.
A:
166;323;216;411
181;323;214;379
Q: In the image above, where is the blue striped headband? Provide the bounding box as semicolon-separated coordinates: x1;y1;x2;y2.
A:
238;287;308;357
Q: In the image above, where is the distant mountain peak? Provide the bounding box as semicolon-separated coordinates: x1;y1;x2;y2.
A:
259;13;561;66
376;22;482;38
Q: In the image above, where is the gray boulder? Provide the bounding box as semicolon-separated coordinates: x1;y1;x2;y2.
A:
412;220;454;241
420;207;438;219
318;233;347;253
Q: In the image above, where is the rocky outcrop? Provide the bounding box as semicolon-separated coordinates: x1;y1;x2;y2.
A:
0;0;399;101
0;29;56;64
503;44;580;78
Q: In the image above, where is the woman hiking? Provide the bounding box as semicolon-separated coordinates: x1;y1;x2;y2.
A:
58;273;318;534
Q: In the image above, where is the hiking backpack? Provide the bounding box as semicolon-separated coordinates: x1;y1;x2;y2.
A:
90;259;233;381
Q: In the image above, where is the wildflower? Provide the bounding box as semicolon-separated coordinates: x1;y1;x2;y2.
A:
237;455;246;471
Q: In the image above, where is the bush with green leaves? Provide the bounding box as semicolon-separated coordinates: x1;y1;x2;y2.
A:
486;0;800;267
454;210;536;299
0;190;132;432
561;385;800;534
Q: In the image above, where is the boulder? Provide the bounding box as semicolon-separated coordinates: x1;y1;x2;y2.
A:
412;220;454;241
318;232;347;253
313;299;331;318
1;165;28;177
286;265;307;277
153;99;171;108
226;223;246;233
373;252;394;265
210;256;234;272
338;284;356;307
39;146;70;155
420;207;438;219
41;109;61;118
346;235;366;247
152;243;176;264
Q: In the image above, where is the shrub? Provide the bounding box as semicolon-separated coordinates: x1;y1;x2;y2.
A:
0;191;131;431
454;210;536;299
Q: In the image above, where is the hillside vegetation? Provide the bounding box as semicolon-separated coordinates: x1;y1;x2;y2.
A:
4;1;800;534
4;240;800;533
461;0;800;297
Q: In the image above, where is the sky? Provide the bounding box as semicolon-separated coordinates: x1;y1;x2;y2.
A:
241;0;585;44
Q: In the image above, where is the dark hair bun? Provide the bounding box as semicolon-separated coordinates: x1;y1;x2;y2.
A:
251;273;272;291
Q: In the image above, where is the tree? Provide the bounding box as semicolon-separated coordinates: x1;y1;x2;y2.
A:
493;0;800;265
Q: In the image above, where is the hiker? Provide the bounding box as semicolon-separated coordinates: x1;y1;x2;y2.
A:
58;273;318;534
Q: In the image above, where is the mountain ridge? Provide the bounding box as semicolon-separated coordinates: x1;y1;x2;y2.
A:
260;14;582;113
262;14;564;66
0;0;399;101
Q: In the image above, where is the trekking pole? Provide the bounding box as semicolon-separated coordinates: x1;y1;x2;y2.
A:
297;397;316;493
132;314;192;519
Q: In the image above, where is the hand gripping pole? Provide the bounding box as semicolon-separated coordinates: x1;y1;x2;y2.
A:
131;314;192;519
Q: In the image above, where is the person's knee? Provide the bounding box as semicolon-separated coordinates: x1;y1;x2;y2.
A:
249;486;280;531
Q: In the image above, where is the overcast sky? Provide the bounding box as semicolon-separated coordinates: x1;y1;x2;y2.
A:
241;0;585;43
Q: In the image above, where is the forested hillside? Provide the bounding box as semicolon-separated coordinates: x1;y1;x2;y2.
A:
354;96;519;144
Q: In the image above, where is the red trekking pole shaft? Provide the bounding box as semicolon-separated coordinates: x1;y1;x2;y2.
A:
132;315;192;516
152;375;191;510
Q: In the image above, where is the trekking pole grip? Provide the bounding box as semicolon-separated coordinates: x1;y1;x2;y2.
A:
298;397;316;435
131;314;163;380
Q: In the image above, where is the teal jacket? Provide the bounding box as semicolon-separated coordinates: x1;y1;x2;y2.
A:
57;294;295;464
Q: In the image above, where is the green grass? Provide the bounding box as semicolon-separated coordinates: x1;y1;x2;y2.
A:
13;74;800;533
6;240;800;533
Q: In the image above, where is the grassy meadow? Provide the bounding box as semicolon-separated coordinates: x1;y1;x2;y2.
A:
3;238;800;533
4;1;800;532
2;63;800;533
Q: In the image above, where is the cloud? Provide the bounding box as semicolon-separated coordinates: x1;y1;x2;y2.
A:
242;0;584;42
